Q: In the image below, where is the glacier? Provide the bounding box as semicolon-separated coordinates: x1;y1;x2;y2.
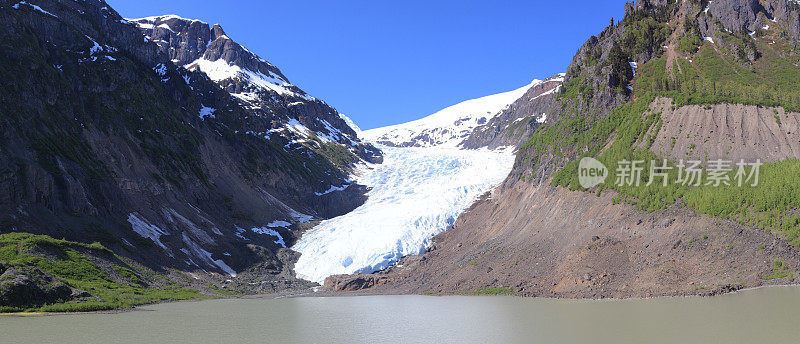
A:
292;145;515;283
293;80;537;283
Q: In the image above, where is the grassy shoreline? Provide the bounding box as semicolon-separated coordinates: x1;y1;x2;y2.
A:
0;232;210;314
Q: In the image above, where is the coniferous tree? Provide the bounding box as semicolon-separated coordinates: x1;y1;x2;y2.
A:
608;42;633;91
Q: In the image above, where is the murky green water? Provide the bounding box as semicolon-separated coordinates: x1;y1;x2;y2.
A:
2;287;800;343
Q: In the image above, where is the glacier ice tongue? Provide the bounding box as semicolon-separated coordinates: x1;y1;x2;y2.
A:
292;145;515;283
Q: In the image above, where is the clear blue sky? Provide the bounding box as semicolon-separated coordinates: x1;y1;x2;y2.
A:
109;0;626;129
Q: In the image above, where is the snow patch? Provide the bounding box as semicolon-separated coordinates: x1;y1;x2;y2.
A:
317;119;344;143
252;187;315;224
232;92;259;102
530;84;561;102
127;213;171;254
199;105;215;119
129;14;207;27
290;210;314;224
181;233;237;276
267;220;292;228
285;119;314;141
185;58;313;101
509;117;526;126
153;63;168;76
163;208;214;246
702;1;712;14
339;113;362;136
235;227;249;241
156;23;173;31
250;227;287;248
315;184;349;196
12;1;57;18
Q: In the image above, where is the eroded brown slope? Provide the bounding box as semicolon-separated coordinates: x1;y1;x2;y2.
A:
648;98;800;162
361;183;800;298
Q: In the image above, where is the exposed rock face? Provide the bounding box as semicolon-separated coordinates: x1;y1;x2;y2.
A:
503;6;648;188
461;73;564;149
0;265;73;307
698;0;800;44
133;15;290;91
134;16;210;66
324;273;388;291
563;23;631;113
708;0;761;32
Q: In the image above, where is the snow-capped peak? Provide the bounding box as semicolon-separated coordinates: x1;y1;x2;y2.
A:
362;79;543;148
128;15;308;101
129;14;381;166
132;14;207;24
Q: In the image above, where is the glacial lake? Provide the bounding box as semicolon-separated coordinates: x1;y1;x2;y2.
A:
3;287;800;343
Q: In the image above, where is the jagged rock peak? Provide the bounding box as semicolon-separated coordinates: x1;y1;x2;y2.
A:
129;15;289;83
210;23;227;41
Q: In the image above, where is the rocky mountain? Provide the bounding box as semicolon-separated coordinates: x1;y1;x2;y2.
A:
460;73;564;149
0;0;381;309
128;15;381;167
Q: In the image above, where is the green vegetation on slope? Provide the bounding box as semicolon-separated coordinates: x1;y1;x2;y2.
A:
636;40;800;112
463;287;513;295
622;12;672;57
763;259;792;280
521;27;800;249
0;233;203;313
